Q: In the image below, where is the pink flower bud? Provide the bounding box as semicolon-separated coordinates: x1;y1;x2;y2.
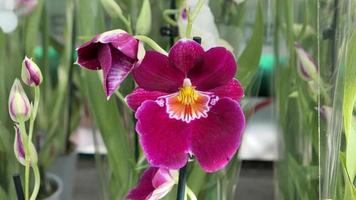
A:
8;79;31;122
21;56;43;87
295;43;319;81
14;125;38;166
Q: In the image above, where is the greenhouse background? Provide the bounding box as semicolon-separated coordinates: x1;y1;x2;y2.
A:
0;0;355;199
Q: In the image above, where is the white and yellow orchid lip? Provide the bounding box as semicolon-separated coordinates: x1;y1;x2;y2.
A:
156;78;218;123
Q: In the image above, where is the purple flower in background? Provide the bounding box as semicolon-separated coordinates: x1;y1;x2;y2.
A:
295;43;319;81
125;167;178;200
22;56;43;87
14;125;38;166
76;29;144;97
126;39;245;172
8;79;31;122
15;0;37;16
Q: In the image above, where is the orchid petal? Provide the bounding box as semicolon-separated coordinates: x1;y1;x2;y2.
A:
189;47;237;90
133;51;185;93
191;98;245;172
136;100;190;169
125;88;167;111
168;39;204;74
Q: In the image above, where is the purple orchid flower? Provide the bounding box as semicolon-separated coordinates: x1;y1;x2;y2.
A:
125;167;178;200
126;39;245;172
76;29;144;97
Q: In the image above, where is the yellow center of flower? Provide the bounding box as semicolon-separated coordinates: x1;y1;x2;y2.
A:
164;78;212;123
177;86;199;105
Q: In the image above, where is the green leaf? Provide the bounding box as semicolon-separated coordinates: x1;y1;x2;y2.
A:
81;71;134;198
340;153;356;200
236;1;264;88
343;30;356;183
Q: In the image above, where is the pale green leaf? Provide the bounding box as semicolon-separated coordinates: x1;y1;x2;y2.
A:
135;0;152;35
236;1;264;88
343;30;356;183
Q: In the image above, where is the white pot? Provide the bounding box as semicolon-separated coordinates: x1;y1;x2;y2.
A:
43;173;63;200
49;149;78;200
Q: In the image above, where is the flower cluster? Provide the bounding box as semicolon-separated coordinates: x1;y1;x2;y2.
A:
77;29;245;199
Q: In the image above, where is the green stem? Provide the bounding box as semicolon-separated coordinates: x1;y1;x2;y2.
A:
185;0;205;38
135;35;168;55
114;91;130;108
118;13;133;34
18;121;30;200
30;165;40;200
28;87;40;144
163;9;178;26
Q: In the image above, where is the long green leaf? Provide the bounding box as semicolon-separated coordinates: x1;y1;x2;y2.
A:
236;1;264;88
343;30;356;183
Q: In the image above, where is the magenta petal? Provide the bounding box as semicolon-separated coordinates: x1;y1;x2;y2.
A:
125;167;158;200
209;79;244;101
125;88;167;111
133;51;185;93
152;168;172;188
136;101;190;169
97;31;139;60
99;44;135;97
189;47;237;90
191;98;245;172
168;39;204;74
76;38;101;70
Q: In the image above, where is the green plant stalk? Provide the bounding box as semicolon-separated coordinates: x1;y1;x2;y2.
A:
28;87;40;144
118;13;133;34
18;121;30;200
185;0;205;38
135;35;168;55
30;165;40;200
114;91;127;106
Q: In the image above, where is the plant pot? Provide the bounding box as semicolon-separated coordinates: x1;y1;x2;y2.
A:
43;173;63;200
49;149;78;200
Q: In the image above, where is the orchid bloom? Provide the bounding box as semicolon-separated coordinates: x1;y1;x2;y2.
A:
126;39;245;172
126;167;178;200
76;29;144;97
178;0;233;51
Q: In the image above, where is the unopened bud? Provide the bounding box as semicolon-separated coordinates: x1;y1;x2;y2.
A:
21;56;43;87
8;80;31;122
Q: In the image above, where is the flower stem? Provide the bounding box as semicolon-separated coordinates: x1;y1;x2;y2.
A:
176;163;188;200
135;35;168;55
185;0;206;38
30;165;40;200
118;13;133;34
18;121;30;200
28;87;40;145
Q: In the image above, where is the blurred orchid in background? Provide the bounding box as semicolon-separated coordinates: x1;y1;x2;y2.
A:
0;0;37;33
295;43;319;81
177;0;233;51
127;39;245;172
0;0;18;33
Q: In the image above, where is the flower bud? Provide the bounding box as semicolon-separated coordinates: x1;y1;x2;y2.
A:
135;0;152;35
8;79;31;122
295;43;319;81
14;125;38;166
21;56;43;87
